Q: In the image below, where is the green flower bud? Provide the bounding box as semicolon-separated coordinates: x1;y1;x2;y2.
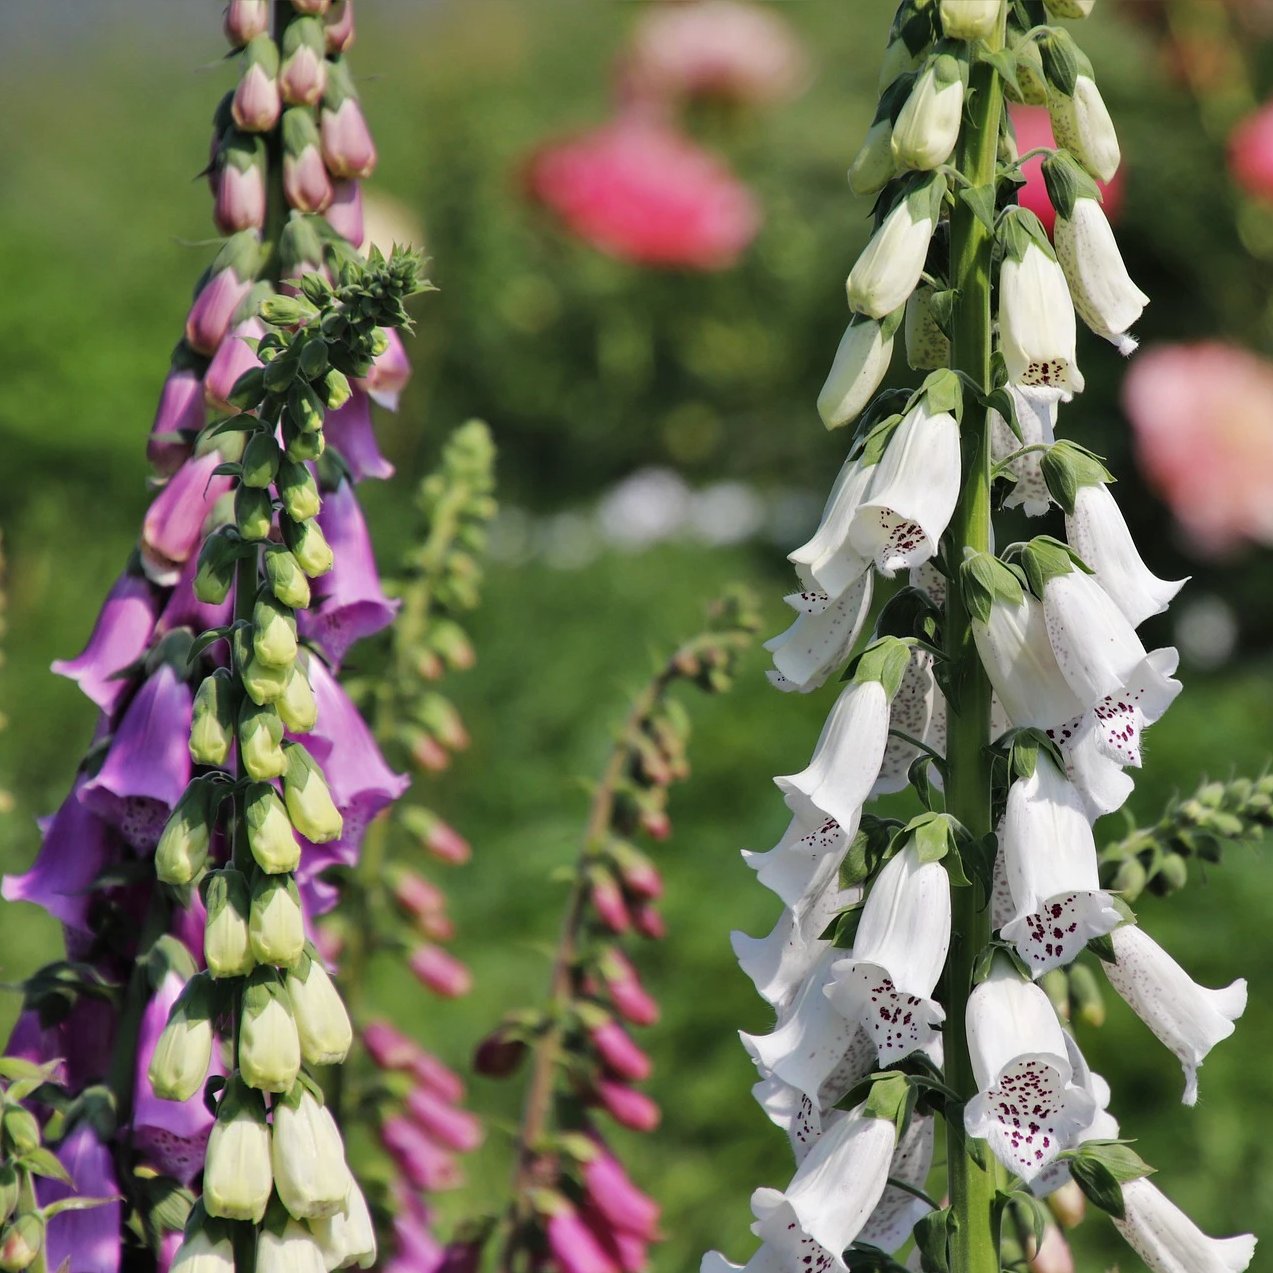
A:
244;783;302;874
0;1108;39;1158
240;431;282;489
0;1213;43;1272
239;702;288;781
298;337;329;379
282;516;334;577
276;661;318;734
235;485;275;542
249;872;305;966
264;545;312;610
190;670;237;768
271;1084;352;1219
252;593;299;669
169;1223;236;1273
240;969;301;1092
282;746;343;844
0;1167;18;1229
236;629;292;706
1111;856;1147;900
286;950;352;1066
288;382;326;435
156;781;218;886
147;973;215;1102
226;366;267;412
204;1077;272;1222
284;420;326;462
260;295;317;327
323;369;352;409
203;869;255;979
276;457;322;522
263;352;301;394
194;530;241;606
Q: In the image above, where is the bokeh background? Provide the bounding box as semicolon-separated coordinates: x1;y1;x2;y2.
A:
2;1;1273;1269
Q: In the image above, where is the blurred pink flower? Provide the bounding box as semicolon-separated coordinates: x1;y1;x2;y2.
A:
525;117;760;270
1123;341;1273;552
621;0;808;107
1229;99;1273;199
1011;106;1124;235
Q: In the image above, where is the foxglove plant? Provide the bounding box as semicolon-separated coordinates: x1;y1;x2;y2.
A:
469;592;758;1273
707;3;1255;1271
2;3;433;1268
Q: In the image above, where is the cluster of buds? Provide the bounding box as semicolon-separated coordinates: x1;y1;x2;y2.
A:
1;6;429;1268
706;4;1256;1273
474;591;759;1273
0;534;9;817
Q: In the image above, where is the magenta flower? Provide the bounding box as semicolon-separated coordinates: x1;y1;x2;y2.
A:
148;366;203;475
581;1143;660;1240
81;665;193;852
297;480;400;664
546;1203;622;1273
1229;99;1273;200
592;1079;660;1133
141;449;234;585
405;1088;483;1154
3;777;121;932
38;1122;122;1273
409;945;472;998
321;98;377;179
1123;340;1273;552
589;1021;651;1083
358;327;412;411
51;572;159;714
213;151;267;234
525;116;761;270
324;388;394;481
325;179;365;247
596;948;659;1027
184;263;254;357
203;316;265;413
363;1020;420;1069
381;1116;463;1192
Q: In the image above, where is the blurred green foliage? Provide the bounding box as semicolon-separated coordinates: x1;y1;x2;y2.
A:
0;2;1271;1270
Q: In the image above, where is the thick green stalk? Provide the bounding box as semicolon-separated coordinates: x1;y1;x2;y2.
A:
942;19;1005;1273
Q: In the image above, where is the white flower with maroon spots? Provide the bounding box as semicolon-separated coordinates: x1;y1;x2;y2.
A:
998;755;1121;976
857;1114;935;1253
990;385;1060;518
824;843;950;1064
1112;1178;1256;1273
789;456;873;602
964;961;1098;1181
744;815;850;916
1103;924;1247;1107
766;574;874;694
873;648;946;797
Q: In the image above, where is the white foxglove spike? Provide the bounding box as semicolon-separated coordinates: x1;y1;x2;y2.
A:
745;815;849;911
775;678;891;830
1049;76;1120;184
1041;567;1147;710
857;1114;935;1253
824;844;950;1063
849;402;961;576
973;592;1089;728
1065;484;1186;627
1103;923;1246;1106
789;459;874;601
999;756;1121;975
846;178;942;319
964;962;1098;1180
1054;196;1149;356
990;385;1060;517
999;225;1084;396
891;54;964;171
817;317;896;430
766;575;873;693
754;1106;897;1269
1112;1178;1256;1273
873;649;946;797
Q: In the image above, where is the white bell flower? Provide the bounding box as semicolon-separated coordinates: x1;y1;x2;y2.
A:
765;576;873;694
858;1114;935;1253
849;118;896;197
271;1086;353;1220
873;648;946;796
1044;0;1095;16
964;962;1098;1180
846;176;944;319
824;843;950;1063
999;755;1121;975
203;1080;273;1223
905;284;951;370
940;0;1003;40
817;317;896;430
744;815;851;913
310;1182;377;1270
789;458;874;601
1065;483;1185;627
1049;75;1120;184
170;1228;236;1273
751;1074;826;1165
256;1220;327;1273
1112;1178;1256;1273
1103;923;1247;1106
990;386;1060;517
891;54;965;171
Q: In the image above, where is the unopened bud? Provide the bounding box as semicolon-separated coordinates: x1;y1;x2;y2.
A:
277;661;318;733
156;781;217;885
190;670;236;768
473;1028;528;1079
276;457;322;521
0;1109;38;1158
240;702;288;782
249;872;306;967
286;949;352;1066
240;969;302;1092
409;945;471;998
204;868;255;978
0;1214;43;1272
282;515;334;577
148;973;215;1101
235;484;275;542
323;369;352;410
264;545;312;610
287;382;327;435
0;1168;18;1229
224;0;270;46
891;53;965;171
204;1077;273;1222
282;745;343;843
283;108;333;213
324;0;355;54
1111;856;1147;899
1067;961;1105;1028
939;0;1001;40
244;782;302;874
280;18;328;106
232;37;282;132
252;593;299;669
1153;852;1189;894
271;1084;352;1219
194;529;241;606
240;430;282;489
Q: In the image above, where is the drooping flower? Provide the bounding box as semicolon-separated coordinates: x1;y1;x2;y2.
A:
141;449;235;585
1009;105;1123;236
845;174;944;319
890;51;965;171
1111;1177;1256;1273
1047;58;1121;184
525;116;761;270
990;385;1059;518
816;316;896;431
325;389;394;481
38;1121;123;1273
764;575;873;694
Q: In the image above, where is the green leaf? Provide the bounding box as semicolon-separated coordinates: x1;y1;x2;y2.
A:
20;1147;72;1185
863;1071;914;1136
919;368;964;419
980;46;1022;97
958;183;998;235
851;637;913;700
912;1207;952;1273
43;1195;122;1219
985;387;1022;442
0;1058;49;1083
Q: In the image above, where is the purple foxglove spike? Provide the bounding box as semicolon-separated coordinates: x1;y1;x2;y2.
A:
81;665;194;852
546;1204;622;1273
156;553;234;640
133;970;220;1185
141;450;234;586
204;317;265;413
358;328;412;411
296;481;400;664
380;1116;463;1192
2;776;121;931
325;179;365;246
324;388;393;481
61;995;119;1090
148;367;203;476
385;1209;445;1273
581;1142;660;1239
409;1051;466;1103
213;158;267;235
321;98;377;180
38;1122;123;1273
51;573;160;714
404;1088;482;1154
364;1021;425;1070
185;268;254;357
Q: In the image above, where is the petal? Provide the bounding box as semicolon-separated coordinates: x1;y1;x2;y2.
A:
857;1115;935;1254
744;816;851;910
872;649;945;797
765;574;873;693
788;460;874;599
1043;570;1147;711
1112;1178;1256;1273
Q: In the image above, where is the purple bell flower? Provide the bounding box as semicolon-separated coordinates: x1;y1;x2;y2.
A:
51;573;160;715
297;480;399;664
141;450;234;586
39;1122;123;1273
325;179;365;247
204;316;265;413
324;388;393;481
81;665;193;852
148;367;203;476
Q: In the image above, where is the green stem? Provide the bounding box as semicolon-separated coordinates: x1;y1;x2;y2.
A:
942;15;1006;1273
